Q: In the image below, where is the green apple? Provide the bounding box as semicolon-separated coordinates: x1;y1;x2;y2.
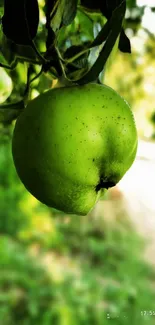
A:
12;83;137;215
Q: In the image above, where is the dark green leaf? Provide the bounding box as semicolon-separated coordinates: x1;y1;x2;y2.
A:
50;0;78;32
119;29;131;53
45;0;58;17
126;0;136;8
0;101;24;124
46;28;56;50
64;44;90;60
45;0;57;49
2;0;39;45
80;0;101;12
0;36;17;65
50;1;64;31
100;0;125;19
99;0;131;53
76;1;126;84
62;0;78;26
62;18;111;66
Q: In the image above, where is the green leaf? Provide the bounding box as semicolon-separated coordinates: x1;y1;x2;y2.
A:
76;1;126;84
100;0;125;19
45;0;57;49
0;0;4;15
119;28;131;53
61;19;109;66
45;0;58;17
50;0;64;31
62;0;78;26
126;0;137;8
80;0;101;13
2;0;39;45
51;0;78;31
0;100;24;124
64;44;90;69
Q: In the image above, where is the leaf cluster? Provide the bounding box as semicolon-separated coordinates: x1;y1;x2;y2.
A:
0;1;129;88
0;0;146;123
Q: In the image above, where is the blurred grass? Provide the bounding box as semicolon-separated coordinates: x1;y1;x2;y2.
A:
0;127;155;324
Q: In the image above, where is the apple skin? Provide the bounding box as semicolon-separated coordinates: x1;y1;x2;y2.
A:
12;83;137;215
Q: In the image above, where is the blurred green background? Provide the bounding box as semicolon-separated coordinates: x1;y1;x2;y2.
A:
1;0;155;324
